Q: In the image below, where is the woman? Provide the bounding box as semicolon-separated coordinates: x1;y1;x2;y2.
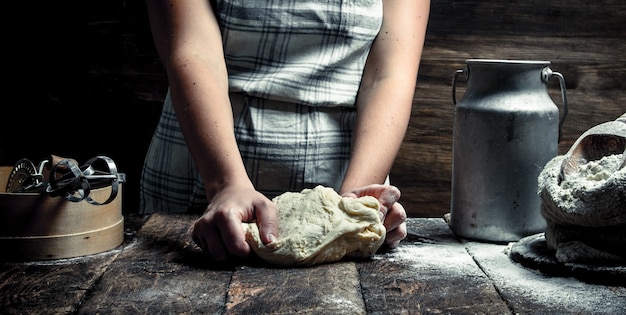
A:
141;0;430;262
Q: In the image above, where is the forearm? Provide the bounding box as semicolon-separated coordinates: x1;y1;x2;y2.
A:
339;0;430;194
167;62;251;198
146;0;251;199
340;78;414;193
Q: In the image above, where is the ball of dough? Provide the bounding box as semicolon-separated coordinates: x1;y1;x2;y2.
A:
243;186;386;266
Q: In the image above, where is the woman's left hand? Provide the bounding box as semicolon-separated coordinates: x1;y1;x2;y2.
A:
343;184;407;248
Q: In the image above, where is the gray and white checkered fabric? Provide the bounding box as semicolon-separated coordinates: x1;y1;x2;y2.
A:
218;0;382;106
140;0;382;213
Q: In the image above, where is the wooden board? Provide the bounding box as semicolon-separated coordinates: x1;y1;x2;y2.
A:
2;213;624;314
0;254;119;315
226;263;365;314
392;0;626;217
466;242;626;314
76;213;370;314
357;219;510;314
77;213;232;314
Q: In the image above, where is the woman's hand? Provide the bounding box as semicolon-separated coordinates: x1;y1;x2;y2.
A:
190;184;279;262
343;184;407;248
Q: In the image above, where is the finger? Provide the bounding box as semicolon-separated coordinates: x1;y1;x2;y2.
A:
377;185;401;209
351;184;401;209
190;220;207;250
384;202;407;231
207;228;229;261
192;218;230;261
385;222;407;248
191;232;206;252
254;199;279;245
218;210;251;257
378;204;389;220
383;202;407;247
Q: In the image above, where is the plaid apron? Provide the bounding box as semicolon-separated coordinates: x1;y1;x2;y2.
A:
141;0;382;213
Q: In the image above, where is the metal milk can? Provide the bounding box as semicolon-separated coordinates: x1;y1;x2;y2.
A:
450;59;568;242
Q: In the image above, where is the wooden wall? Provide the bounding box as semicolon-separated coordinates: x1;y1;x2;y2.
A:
1;1;625;217
391;0;626;217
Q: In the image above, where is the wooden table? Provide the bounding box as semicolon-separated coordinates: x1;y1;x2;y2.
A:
1;213;624;314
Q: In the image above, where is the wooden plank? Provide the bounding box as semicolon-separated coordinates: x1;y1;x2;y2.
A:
427;0;626;38
357;218;510;314
419;35;626;87
226;263;365;314
465;242;626;314
76;213;232;314
4;213;625;314
0;254;119;315
0;214;148;314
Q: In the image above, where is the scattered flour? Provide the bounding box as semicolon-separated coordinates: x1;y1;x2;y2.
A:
542;153;626;215
373;239;626;313
561;153;624;191
467;242;626;314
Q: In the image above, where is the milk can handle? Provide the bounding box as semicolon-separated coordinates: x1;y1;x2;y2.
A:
542;67;568;143
451;68;465;105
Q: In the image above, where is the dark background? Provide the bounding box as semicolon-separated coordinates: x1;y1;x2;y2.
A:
1;1;164;213
2;0;625;216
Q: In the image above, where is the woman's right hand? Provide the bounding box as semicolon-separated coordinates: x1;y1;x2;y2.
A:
190;184;279;262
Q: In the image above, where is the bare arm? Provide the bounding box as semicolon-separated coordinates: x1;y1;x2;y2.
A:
341;0;430;191
145;0;277;260
145;0;248;196
340;0;430;247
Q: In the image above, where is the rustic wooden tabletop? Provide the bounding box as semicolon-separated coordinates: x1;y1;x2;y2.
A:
1;213;624;314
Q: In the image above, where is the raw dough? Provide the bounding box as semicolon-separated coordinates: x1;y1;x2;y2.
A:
243;185;386;266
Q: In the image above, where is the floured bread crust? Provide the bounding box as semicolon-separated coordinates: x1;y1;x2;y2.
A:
243;185;386;266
